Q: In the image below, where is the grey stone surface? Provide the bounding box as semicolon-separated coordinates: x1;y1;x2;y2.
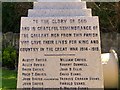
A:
37;0;81;2
28;9;92;17
17;16;104;88
33;2;86;9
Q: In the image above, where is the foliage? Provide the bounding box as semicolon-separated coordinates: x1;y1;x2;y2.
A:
87;2;120;33
0;68;2;89
2;32;19;51
2;2;33;33
2;68;17;89
2;45;17;69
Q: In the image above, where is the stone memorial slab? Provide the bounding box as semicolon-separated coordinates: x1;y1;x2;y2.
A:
17;16;104;89
28;9;92;17
33;2;86;9
37;0;81;2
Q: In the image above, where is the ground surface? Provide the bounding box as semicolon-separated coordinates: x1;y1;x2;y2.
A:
2;68;17;89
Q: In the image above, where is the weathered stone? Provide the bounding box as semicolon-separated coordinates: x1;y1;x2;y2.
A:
37;0;81;2
28;9;92;17
17;16;104;88
33;2;86;9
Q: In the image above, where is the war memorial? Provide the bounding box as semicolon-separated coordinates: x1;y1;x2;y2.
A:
17;0;104;89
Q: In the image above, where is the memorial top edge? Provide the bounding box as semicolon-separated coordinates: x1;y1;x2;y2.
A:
34;1;86;3
37;0;81;2
28;8;91;11
21;16;98;20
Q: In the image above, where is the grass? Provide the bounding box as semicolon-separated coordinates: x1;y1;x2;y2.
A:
0;67;1;89
2;68;17;89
